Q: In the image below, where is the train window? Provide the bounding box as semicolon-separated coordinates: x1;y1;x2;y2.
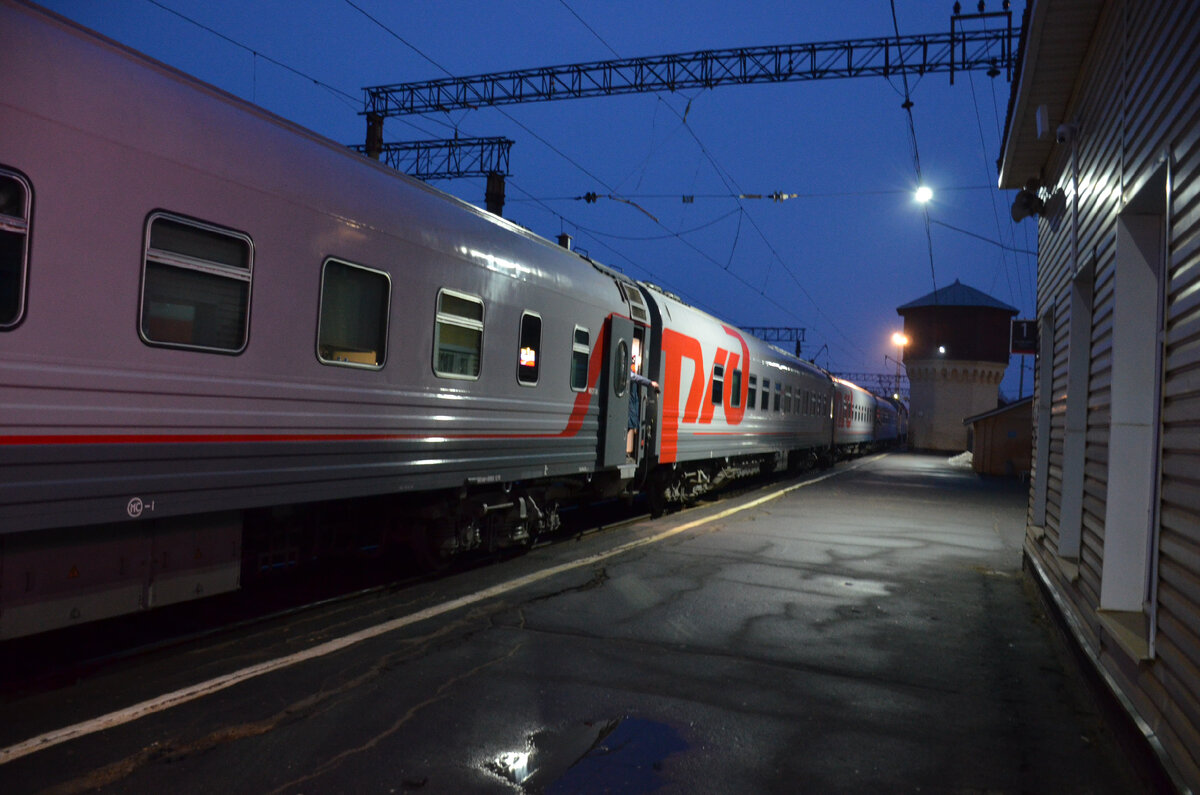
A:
571;326;589;391
774;382;782;412
761;379;770;410
141;213;252;352
747;375;757;409
784;386;793;414
434;288;484;379
729;370;741;408
711;364;724;405
517;311;541;385
0;168;31;329
317;258;389;368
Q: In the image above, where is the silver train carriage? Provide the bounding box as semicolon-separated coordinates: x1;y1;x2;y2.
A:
0;1;647;637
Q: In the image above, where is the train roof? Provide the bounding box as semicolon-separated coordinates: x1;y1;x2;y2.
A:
6;0;627;292
638;281;830;380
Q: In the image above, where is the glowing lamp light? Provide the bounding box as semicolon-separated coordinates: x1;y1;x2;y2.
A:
915;185;933;203
938;345;947;355
891;332;909;347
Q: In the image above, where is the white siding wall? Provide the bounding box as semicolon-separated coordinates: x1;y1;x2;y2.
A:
1024;0;1200;788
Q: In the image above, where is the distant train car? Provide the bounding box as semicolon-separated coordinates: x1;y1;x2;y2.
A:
873;396;900;447
832;377;877;457
0;0;894;639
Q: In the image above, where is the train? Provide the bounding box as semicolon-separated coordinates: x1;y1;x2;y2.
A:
0;0;905;639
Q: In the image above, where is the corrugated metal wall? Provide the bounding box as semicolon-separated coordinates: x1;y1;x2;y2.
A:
1025;0;1200;787
1156;0;1200;771
1075;6;1122;613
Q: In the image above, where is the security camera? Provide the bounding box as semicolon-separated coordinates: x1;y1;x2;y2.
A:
1056;124;1076;144
1011;188;1045;222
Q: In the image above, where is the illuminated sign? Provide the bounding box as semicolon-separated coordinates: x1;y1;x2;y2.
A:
1011;319;1037;355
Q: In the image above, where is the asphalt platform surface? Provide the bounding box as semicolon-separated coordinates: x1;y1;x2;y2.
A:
0;452;1154;793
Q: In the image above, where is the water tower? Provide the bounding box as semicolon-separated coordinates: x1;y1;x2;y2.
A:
896;280;1017;451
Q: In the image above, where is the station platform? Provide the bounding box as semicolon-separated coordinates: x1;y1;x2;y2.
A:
0;452;1161;793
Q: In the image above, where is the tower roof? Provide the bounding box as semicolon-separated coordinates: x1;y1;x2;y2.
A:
896;279;1018;313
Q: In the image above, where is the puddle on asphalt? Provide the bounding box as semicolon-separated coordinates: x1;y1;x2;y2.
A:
485;717;688;793
795;574;891;599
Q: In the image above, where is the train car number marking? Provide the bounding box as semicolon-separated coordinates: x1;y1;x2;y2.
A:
126;497;155;518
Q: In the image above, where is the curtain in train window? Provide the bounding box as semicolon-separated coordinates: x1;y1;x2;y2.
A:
434;289;484;379
318;259;390;367
0;169;31;329
517;312;541;385
141;214;252;352
571;326;589;391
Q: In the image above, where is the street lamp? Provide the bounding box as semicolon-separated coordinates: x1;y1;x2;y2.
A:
915;185;933;203
890;332;909;396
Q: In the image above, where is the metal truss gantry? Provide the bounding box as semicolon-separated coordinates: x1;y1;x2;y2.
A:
350;136;512;181
742;326;807;357
356;7;1011;208
362;19;1013;119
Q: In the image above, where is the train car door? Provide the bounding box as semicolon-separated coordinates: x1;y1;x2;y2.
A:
599;316;635;467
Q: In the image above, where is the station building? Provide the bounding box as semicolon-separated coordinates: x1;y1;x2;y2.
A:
999;0;1200;789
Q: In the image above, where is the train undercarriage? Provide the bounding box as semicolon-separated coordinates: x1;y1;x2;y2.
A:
0;447;842;640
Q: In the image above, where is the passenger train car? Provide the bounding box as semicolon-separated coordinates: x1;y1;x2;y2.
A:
0;1;900;639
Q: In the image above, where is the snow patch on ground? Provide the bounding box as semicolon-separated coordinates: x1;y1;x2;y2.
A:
947;451;974;469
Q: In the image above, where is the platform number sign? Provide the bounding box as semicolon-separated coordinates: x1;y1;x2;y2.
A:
1010;319;1037;355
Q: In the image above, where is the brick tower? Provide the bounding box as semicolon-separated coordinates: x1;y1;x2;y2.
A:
896;280;1017;451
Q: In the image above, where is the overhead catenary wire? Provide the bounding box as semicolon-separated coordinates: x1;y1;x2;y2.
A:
890;0;939;300
555;0;870;365
131;0;750;334
509;184;998;202
143;0;360;111
964;17;1027;313
140;0;456;143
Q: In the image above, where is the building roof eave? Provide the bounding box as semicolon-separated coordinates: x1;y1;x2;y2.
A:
963;396;1035;425
997;0;1109;190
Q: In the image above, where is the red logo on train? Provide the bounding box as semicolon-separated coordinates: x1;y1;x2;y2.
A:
659;324;750;462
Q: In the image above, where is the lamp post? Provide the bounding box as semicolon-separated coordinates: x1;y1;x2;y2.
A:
890;332;909;396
